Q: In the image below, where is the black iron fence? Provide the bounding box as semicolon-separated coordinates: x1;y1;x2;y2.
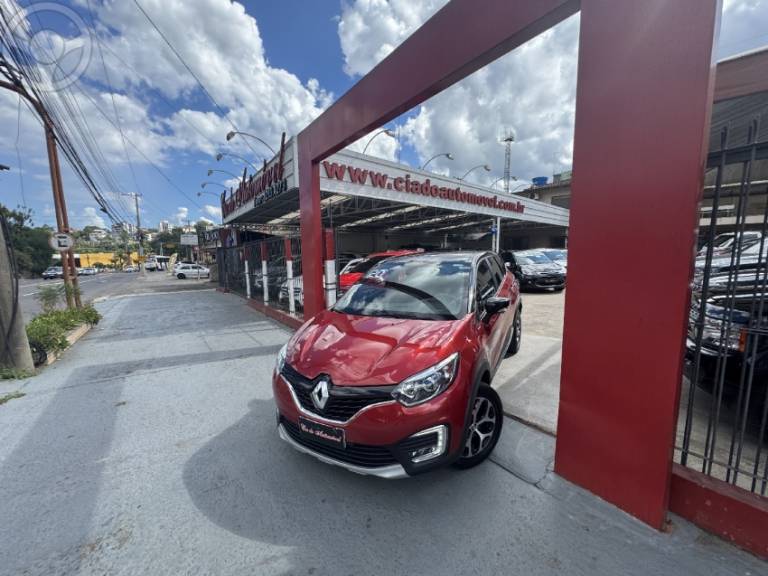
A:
676;122;768;496
218;236;303;317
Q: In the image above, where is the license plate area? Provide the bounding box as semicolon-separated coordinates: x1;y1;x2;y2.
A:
298;416;345;448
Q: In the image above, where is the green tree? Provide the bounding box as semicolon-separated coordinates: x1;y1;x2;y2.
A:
0;204;54;277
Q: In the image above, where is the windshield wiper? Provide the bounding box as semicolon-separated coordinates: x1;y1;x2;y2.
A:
359;278;457;320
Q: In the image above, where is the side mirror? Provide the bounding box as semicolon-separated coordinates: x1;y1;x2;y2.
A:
484;296;510;317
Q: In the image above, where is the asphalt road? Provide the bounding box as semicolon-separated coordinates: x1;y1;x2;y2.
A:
0;290;762;576
17;271;206;322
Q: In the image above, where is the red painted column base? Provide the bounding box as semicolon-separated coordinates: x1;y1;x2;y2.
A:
669;463;768;559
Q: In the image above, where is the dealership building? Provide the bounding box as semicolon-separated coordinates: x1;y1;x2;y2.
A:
220;134;569;257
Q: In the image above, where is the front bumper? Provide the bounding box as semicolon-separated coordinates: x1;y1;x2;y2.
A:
520;275;566;290
277;423;408;479
273;368;469;477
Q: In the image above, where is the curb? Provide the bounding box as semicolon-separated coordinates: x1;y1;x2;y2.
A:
44;323;92;366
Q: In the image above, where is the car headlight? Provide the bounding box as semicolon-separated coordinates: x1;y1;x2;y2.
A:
275;343;288;373
391;353;459;407
698;304;749;351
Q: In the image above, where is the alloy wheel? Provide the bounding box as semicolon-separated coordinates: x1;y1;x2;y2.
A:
463;396;497;458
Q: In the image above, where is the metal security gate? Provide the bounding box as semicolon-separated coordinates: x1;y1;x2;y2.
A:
218;236;303;316
677;120;768;496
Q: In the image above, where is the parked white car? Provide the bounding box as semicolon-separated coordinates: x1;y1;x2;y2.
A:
175;263;210;279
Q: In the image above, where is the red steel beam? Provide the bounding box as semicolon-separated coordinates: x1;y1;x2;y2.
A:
298;0;579;318
555;0;721;529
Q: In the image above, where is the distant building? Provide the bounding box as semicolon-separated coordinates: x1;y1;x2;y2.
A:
88;228;108;242
111;222;136;238
158;220;171;233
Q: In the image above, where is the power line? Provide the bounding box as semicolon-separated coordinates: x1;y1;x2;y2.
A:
97;40;221;151
86;0;143;201
131;0;265;160
74;83;203;209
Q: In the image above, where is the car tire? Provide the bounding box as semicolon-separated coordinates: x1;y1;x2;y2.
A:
177;273;186;279
507;308;522;356
454;385;503;470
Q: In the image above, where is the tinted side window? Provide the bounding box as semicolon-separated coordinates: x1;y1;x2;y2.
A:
488;256;505;286
476;259;496;302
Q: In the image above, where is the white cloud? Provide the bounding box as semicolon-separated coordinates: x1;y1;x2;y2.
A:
198;216;215;225
82;206;106;228
337;0;768;184
338;0;446;76
0;0;334;226
174;206;189;225
719;0;768;59
337;1;579;182
85;0;330;157
203;204;222;219
346;128;400;161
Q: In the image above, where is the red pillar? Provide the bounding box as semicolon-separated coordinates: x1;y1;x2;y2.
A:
555;0;721;528
298;134;324;318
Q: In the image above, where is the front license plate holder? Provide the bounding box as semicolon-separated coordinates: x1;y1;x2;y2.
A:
298;416;346;448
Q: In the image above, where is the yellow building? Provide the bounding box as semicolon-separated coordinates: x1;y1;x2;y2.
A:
53;252;139;267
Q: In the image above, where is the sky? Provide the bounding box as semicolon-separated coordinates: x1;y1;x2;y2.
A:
0;0;767;231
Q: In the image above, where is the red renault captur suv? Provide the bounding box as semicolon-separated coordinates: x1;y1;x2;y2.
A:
273;251;521;478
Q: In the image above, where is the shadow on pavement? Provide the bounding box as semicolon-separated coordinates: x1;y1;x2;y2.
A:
0;366;124;575
181;397;522;575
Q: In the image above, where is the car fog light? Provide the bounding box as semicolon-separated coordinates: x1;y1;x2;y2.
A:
407;425;447;463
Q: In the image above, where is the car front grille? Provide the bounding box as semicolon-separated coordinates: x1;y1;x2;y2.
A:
281;418;398;468
281;364;394;422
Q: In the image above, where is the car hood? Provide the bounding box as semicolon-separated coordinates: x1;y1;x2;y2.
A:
286;310;467;386
520;263;563;276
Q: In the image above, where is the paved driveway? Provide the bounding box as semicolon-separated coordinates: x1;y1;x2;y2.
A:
0;290;763;575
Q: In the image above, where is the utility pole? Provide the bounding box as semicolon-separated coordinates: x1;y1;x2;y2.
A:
0;166;34;372
0;77;81;308
122;192;144;276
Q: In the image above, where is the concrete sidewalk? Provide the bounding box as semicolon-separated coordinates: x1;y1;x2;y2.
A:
494;291;565;434
0;289;764;575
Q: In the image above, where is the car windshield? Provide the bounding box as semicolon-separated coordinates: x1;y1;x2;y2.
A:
342;254;389;275
333;255;471;320
516;252;551;265
542;250;565;261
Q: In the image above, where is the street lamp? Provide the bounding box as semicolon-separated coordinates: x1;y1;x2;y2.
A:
362;128;396;154
225;131;276;156
197;190;220;198
215;151;259;172
201;181;228;190
421;152;454;170
0;164;9;171
207;168;242;180
492;176;518;190
459;164;491;180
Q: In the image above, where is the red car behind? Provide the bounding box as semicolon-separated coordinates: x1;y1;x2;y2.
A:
338;249;421;293
273;251;521;478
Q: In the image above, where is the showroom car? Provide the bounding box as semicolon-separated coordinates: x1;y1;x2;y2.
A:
687;265;767;411
273;251;521;478
541;248;568;272
42;266;63;279
337;249;420;294
502;250;566;291
175;263;210;279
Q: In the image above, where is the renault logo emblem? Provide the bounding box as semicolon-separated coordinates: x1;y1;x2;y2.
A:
311;378;330;410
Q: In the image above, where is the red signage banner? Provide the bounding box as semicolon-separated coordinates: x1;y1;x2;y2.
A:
221;132;288;219
321;160;525;215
